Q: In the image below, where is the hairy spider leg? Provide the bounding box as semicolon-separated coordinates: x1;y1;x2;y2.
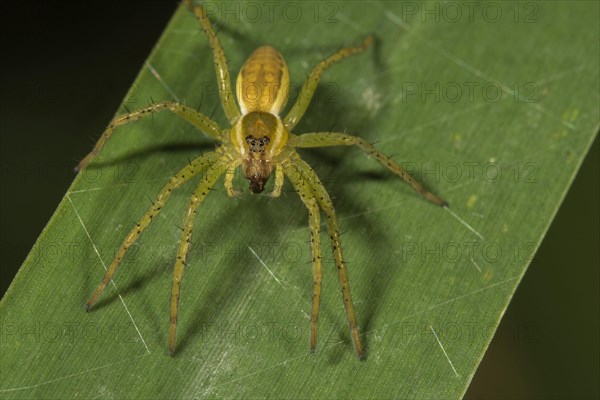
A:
294;132;448;207
283;35;374;131
77;101;223;171
169;160;228;355
83;151;221;311
282;163;324;353
291;155;365;359
185;0;241;123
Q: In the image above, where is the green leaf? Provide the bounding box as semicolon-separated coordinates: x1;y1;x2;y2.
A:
1;1;598;398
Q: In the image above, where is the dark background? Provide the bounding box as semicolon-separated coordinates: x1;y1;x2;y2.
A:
1;1;598;398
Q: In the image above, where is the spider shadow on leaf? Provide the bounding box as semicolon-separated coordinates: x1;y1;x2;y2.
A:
88;253;164;313
175;188;299;354
81;141;217;170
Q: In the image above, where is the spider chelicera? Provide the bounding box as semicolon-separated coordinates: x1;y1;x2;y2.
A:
79;1;447;359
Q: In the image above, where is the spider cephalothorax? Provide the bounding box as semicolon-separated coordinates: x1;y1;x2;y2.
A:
232;110;288;193
79;0;446;359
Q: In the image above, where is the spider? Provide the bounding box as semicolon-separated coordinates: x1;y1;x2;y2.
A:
79;1;447;360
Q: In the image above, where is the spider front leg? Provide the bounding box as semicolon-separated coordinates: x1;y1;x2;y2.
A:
84;151;220;311
294;132;448;207
169;160;227;355
292;156;365;360
282;163;323;352
283;35;373;131
184;0;240;123
77;101;223;171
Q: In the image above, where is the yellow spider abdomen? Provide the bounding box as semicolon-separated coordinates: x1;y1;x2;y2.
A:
236;45;290;115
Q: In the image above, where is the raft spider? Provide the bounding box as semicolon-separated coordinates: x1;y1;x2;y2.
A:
79;1;447;359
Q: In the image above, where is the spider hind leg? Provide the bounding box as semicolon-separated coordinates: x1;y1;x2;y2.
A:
168;160;228;355
284;157;364;360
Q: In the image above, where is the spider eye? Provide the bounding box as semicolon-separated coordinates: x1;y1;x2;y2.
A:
245;135;256;146
246;135;270;152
